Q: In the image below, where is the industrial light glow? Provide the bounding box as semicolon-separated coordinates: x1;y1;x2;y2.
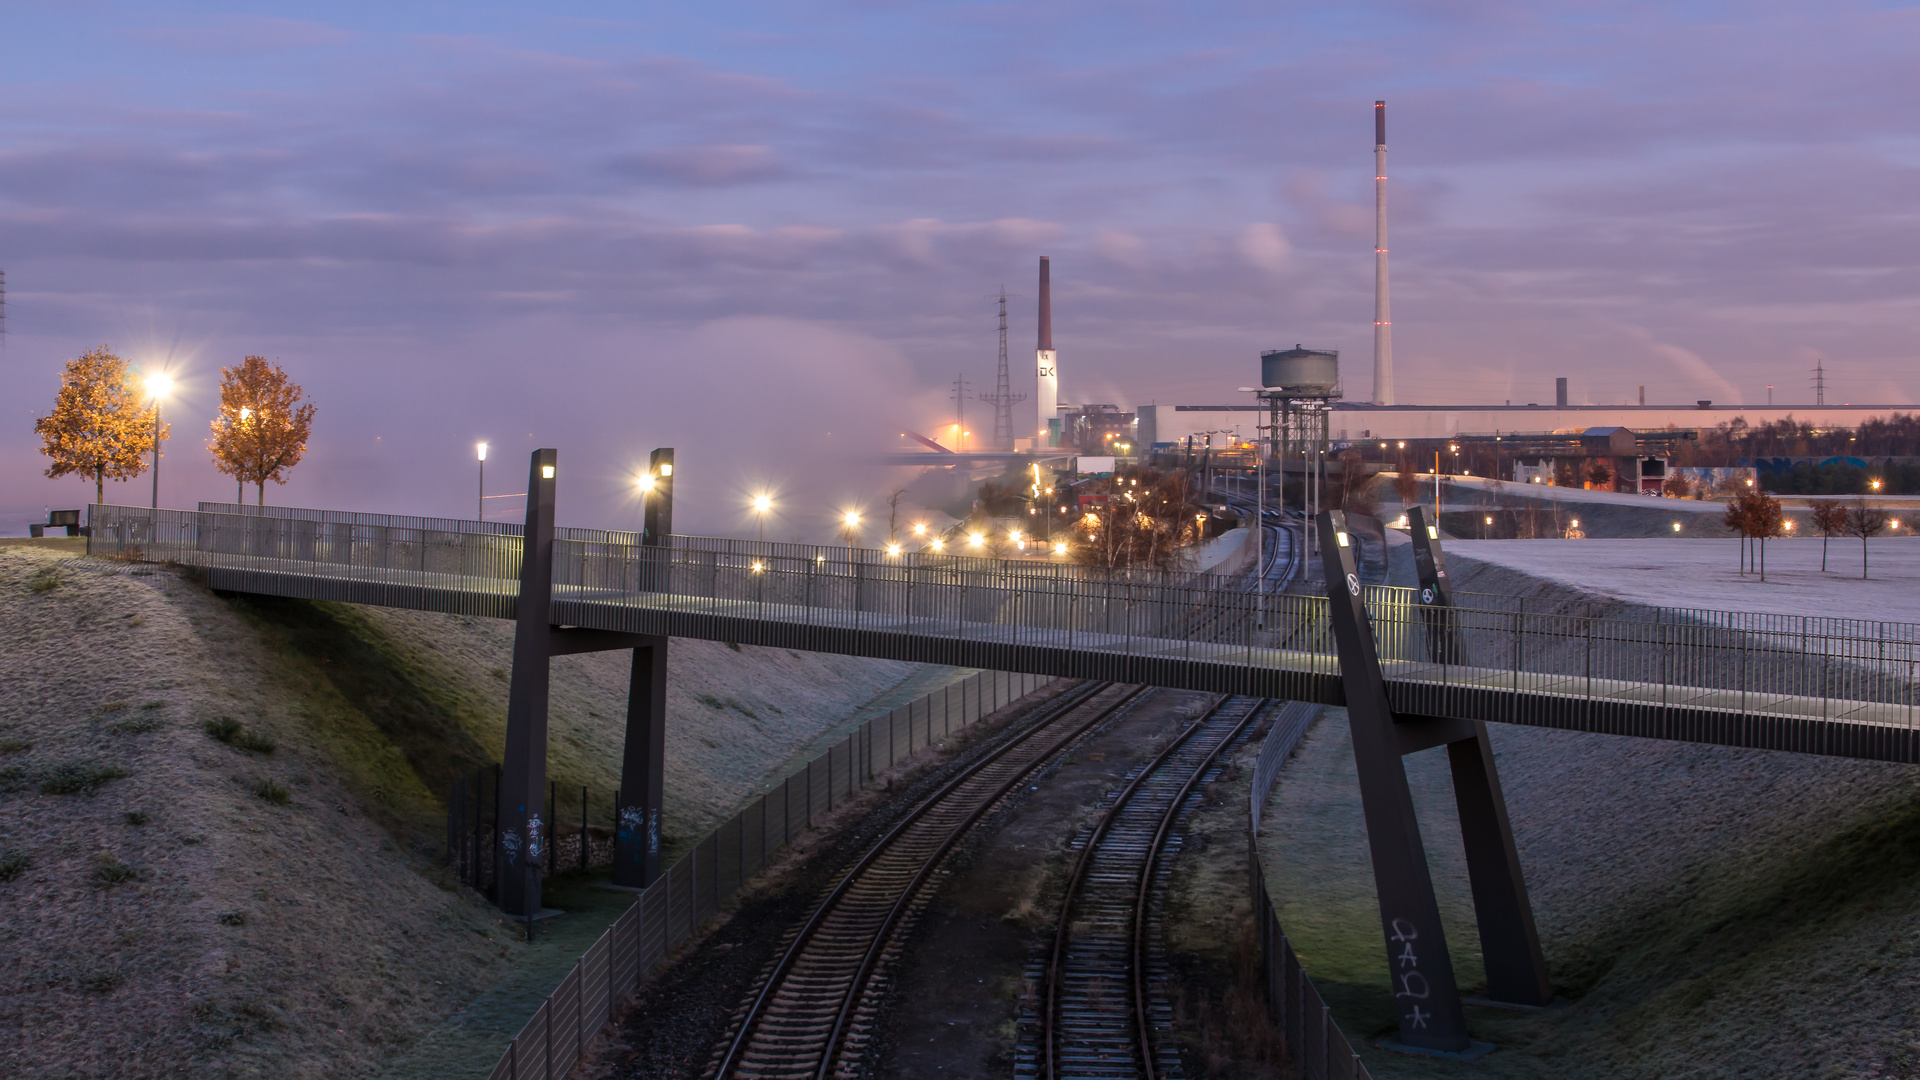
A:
476;442;488;462
1485;516;1493;525
1571;519;1580;528
1672;522;1682;532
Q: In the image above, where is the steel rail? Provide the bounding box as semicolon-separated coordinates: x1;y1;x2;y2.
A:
713;680;1147;1080
1129;699;1266;1077
1040;695;1266;1080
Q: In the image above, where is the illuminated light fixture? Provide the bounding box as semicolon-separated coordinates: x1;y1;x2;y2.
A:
1335;531;1350;547
1449;444;1458;452
930;538;945;551
145;372;174;400
752;494;772;513
751;561;764;573
1872;479;1883;491
1571;518;1580;528
541;465;555;480
1009;529;1021;543
1427;526;1439;540
1784;520;1795;530
913;522;927;535
1894;519;1903;529
816;554;826;563
660;463;673;477
968;532;984;547
844;511;860;527
1397;441;1406;449
1672;522;1682;532
887;543;901;556
476;442;488;462
1485;516;1493;525
637;474;655;492
1053;541;1067;555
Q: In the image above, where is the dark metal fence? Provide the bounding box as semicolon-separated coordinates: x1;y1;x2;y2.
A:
448;770;616;897
460;668;1049;1080
87;502;1920;760
1249;702;1372;1080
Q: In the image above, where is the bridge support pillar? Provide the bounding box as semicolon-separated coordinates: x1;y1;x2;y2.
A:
499;449;559;919
1319;510;1475;1054
1410;507;1552;1007
614;639;668;887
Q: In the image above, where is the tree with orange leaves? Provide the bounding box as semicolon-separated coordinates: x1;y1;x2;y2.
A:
34;345;164;503
208;356;316;506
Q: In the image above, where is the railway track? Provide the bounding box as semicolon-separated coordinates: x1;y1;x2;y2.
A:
1022;695;1271;1080
707;680;1149;1080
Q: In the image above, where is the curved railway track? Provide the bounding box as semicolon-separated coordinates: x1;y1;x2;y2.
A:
1029;695;1271;1080
708;680;1149;1080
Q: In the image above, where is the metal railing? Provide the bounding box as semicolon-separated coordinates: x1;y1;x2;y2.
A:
1249;702;1372;1080
87;502;1920;760
471;669;1051;1080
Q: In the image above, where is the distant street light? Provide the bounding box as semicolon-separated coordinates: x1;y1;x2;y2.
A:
968;532;984;548
144;372;174;509
477;442;488;521
752;493;773;542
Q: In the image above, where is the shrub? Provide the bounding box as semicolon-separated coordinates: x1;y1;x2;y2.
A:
108;716;163;734
203;717;242;742
217;910;245;926
0;850;29;882
204;717;275;754
0;739;31;755
93;859;138;887
98;701;129;714
41;762;131;795
78;970;125;994
125;810;150;826
30;569;60;592
254;778;289;804
233;730;277;755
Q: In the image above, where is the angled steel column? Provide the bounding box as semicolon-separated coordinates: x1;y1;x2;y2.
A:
1409;507;1552;1006
499;448;558;918
1407;506;1459;664
614;638;669;886
1317;510;1471;1052
642;447;674;546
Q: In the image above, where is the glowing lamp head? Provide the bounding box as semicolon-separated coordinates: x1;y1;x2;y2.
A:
660;463;672;477
930;538;945;551
145;372;174;400
1008;529;1021;543
1335;531;1349;548
913;522;926;535
541;465;555;480
751;561;764;573
240;407;254;422
1572;519;1580;528
843;511;860;527
1673;522;1682;532
476;441;488;462
1053;541;1067;555
637;474;656;493
1485;516;1493;525
1427;526;1438;540
752;494;772;513
1872;479;1883;491
887;543;901;557
968;532;984;547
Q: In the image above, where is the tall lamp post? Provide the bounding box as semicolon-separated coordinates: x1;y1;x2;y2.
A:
236;407;253;504
477;442;489;521
145;373;173;509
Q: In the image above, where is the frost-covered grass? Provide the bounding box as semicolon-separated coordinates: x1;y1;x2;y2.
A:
0;545;944;1079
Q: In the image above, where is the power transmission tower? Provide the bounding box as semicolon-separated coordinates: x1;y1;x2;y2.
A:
950;373;972;450
1812;359;1826;406
978;287;1025;450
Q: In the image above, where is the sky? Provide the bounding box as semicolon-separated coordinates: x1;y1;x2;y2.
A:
3;1;1919;536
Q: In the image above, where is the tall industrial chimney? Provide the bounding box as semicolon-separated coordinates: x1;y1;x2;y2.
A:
1372;100;1394;406
1035;256;1059;446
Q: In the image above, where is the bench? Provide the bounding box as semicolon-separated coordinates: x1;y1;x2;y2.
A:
28;509;87;538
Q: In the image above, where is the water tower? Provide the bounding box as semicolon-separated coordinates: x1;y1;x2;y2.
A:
1254;346;1340;519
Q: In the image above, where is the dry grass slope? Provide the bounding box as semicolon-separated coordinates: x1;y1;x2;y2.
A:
0;547;933;1080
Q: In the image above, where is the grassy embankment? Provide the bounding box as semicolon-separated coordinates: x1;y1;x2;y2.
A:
0;543;934;1080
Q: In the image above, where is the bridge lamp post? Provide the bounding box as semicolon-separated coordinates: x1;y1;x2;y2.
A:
145;372;173;509
235;408;253;503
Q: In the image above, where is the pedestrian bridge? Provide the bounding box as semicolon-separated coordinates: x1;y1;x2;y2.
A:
89;501;1920;764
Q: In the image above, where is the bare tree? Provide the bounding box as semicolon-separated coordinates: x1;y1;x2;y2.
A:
1749;490;1784;581
886;488;907;543
1722;496;1752;574
1847;499;1890;579
1810;500;1848;572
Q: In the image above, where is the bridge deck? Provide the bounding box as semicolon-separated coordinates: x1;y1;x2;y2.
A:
90;503;1920;764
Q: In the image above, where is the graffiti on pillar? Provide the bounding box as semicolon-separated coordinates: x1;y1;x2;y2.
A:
619;805;645;860
501;827;523;867
1390;917;1431;1030
647;808;660;856
527;814;544;863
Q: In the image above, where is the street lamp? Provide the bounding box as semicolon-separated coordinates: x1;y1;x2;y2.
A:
476;442;488;521
144;373;173;509
752;493;773;542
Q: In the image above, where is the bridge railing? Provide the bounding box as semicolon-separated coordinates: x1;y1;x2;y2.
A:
88;503;1920;733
